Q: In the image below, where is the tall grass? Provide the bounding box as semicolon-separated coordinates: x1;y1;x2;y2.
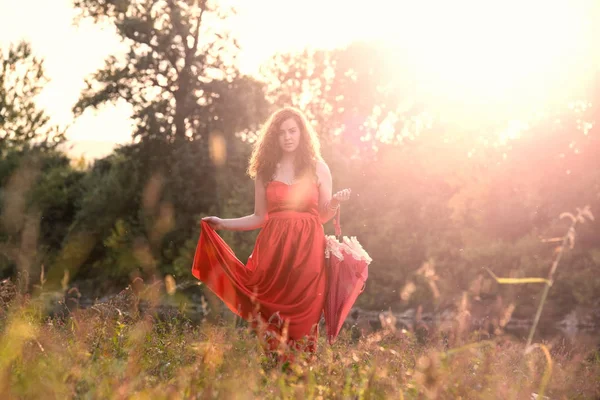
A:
1;276;599;399
487;206;595;350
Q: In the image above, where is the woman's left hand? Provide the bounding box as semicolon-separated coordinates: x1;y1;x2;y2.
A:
333;188;352;203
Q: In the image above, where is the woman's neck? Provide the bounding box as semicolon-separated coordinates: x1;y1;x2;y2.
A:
279;152;296;165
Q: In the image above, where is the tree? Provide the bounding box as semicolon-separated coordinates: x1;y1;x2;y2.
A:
0;41;65;153
72;0;266;146
72;0;268;232
0;41;71;284
261;42;432;155
0;147;85;282
56;0;269;286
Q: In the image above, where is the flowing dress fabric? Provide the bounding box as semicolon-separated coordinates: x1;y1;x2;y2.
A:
192;180;327;345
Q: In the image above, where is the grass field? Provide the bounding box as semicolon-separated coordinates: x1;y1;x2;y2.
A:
1;278;599;399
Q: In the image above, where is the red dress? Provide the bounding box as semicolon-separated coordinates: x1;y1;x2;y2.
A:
192;179;327;352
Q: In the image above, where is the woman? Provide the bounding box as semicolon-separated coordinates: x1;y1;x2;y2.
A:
192;106;350;356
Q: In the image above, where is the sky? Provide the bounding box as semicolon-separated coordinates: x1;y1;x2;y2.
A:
1;0;598;159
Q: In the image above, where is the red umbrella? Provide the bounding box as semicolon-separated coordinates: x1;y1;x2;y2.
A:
324;207;372;344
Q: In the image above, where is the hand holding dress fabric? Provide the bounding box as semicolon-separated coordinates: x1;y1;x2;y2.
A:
201;216;225;230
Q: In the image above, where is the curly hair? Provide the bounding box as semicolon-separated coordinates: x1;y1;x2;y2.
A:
248;107;323;183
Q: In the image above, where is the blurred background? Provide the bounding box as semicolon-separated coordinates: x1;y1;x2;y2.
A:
1;0;599;342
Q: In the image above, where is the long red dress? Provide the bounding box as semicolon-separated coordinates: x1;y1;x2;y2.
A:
192;179;327;352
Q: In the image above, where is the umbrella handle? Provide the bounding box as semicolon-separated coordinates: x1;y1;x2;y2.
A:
333;204;342;241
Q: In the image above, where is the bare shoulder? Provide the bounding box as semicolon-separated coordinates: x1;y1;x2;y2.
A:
315;159;331;176
315;159;332;186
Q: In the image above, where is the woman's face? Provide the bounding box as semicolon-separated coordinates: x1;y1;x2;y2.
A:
278;117;301;154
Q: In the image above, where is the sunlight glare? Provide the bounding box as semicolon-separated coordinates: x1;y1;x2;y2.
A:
375;0;596;107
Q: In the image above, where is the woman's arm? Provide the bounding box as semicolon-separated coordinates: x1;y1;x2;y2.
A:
316;160;351;223
202;176;268;231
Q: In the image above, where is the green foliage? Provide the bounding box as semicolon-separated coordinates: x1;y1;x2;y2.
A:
0;41;65;153
72;150;142;236
0;148;84;281
72;0;268;145
53;0;269;290
99;219;141;280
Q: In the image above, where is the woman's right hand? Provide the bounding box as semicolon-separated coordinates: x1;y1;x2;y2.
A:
202;216;225;230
